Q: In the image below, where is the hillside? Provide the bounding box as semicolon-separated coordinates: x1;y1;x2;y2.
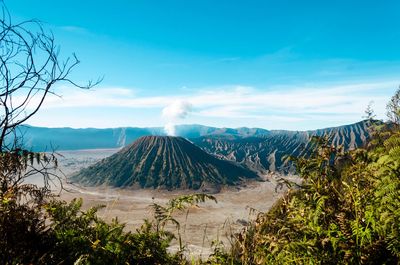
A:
192;120;372;173
72;136;259;190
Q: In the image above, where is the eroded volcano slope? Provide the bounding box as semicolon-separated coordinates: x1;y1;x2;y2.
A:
73;136;259;189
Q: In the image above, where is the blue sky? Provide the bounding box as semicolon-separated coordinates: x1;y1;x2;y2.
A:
7;0;400;130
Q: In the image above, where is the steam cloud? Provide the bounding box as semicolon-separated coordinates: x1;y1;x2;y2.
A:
162;100;192;136
164;122;177;136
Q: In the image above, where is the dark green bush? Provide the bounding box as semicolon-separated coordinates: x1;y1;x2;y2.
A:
209;123;400;264
45;198;180;265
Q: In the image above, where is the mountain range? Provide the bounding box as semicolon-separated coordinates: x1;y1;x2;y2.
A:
17;121;369;152
19;120;373;178
191;120;371;173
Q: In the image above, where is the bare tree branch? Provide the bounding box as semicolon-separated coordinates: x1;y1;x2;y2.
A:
0;3;99;200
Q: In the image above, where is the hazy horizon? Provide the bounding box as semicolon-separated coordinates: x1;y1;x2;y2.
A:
24;119;369;132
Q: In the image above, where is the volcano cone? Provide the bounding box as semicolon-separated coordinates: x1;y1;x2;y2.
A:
73;136;259;190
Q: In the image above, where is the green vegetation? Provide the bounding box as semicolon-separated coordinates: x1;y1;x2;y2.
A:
1;196;176;264
1;182;215;264
206;104;400;264
0;150;186;264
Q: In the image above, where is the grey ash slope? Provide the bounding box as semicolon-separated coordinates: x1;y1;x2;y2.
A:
73;136;259;190
191;120;371;173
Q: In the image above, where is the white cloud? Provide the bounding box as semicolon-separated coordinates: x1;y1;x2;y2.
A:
23;79;400;129
162;100;192;120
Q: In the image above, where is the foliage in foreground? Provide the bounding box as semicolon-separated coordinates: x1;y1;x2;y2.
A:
1;191;175;264
1;186;217;264
210;121;400;265
47;198;184;265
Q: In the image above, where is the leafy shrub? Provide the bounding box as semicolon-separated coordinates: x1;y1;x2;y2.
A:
0;151;55;264
211;123;400;264
45;198;180;265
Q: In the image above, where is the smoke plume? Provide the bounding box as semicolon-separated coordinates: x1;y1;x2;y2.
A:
162;100;192;136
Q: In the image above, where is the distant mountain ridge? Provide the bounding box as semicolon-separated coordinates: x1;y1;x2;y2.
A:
16;124;270;151
16;126;163;151
191;120;372;173
17;121;369;151
73;136;259;190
